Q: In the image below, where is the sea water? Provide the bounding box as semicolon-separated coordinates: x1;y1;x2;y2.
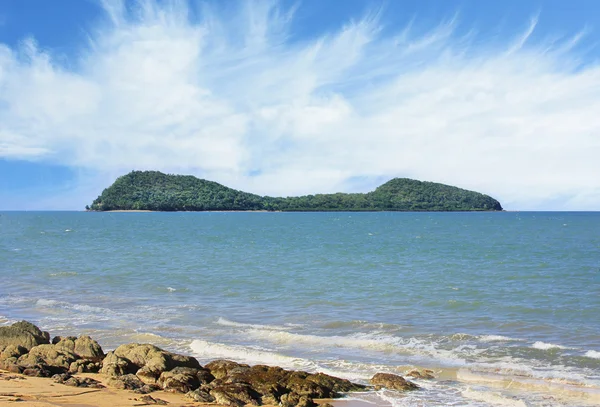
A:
1;211;599;406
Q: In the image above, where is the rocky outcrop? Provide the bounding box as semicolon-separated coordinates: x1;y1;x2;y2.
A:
157;366;214;393
406;369;435;379
101;343;200;384
205;359;250;379
186;388;215;402
209;382;262;407
17;344;78;374
53;372;104;388
370;373;419;391
52;335;104;360
201;362;367;407
0;321;50;351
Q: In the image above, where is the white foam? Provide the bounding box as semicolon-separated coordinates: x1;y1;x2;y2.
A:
584;350;600;359
35;298;111;314
167;287;177;292
532;341;571;350
49;271;78;277
461;387;528;407
243;328;474;366
478;335;522;343
190;339;312;370
65;229;72;232
216;317;291;331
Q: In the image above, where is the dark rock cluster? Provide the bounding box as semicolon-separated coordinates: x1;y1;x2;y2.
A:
0;321;423;406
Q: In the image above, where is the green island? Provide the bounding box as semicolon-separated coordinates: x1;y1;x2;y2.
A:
87;170;503;212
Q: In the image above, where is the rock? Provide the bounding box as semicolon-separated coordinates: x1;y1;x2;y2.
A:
0;321;50;351
205;359;250;379
109;343;200;384
133;384;161;394
0;345;28;361
186;388;215;403
3;363;23;374
100;351;134;377
225;365;289;402
107;373;146;390
209;382;262;407
53;335;104;360
17;344;78;373
406;369;435;380
157;367;201;393
370;373;419;391
52;373;104;388
22;365;53;377
280;392;317;407
306;372;366;394
69;359;101;374
137;395;168;405
286;373;330;399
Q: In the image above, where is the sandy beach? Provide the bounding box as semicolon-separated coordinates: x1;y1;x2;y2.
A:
0;370;206;407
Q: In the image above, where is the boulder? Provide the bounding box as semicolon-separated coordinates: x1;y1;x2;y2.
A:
370;373;419;391
209;382;262;407
17;344;78;373
406;369;435;380
205;359;250;379
224;365;288;402
52;373;104;388
306;372;366;393
110;343;200;383
53;335;104;360
280;392;317;407
0;345;28;361
137;395;168;405
22;365;53;377
100;351;134;377
157;367;202;393
133;384;161;394
0;321;50;351
186;388;215;403
107;373;145;390
69;359;102;374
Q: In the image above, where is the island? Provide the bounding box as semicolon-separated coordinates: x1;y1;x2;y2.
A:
87;171;503;212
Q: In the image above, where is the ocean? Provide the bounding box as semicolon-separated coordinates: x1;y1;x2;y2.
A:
1;211;599;406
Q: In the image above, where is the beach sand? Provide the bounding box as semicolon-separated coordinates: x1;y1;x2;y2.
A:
0;370;214;407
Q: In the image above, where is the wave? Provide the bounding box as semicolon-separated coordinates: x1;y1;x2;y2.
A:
478;335;523;343
584;350;600;359
242;328;481;367
461;388;528;407
531;341;572;350
215;317;292;331
190;339;313;370
49;271;78;277
35;299;112;315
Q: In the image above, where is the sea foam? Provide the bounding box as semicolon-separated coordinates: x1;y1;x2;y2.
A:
585;350;600;359
531;341;572;350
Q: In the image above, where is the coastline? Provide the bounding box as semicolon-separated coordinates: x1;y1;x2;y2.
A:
0;321;410;407
0;370;367;407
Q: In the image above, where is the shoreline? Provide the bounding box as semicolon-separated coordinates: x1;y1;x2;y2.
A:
0;321;416;407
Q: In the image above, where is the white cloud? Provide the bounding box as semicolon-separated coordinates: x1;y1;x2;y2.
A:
1;0;600;210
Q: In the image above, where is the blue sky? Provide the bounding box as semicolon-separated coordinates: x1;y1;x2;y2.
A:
1;0;600;210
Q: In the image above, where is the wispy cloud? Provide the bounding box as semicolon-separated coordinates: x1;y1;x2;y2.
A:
1;0;599;210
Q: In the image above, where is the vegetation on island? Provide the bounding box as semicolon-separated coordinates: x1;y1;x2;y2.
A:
87;171;503;212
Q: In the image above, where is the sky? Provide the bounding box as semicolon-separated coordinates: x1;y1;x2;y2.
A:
1;0;600;210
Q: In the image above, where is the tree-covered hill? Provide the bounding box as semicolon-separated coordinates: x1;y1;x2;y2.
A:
88;171;503;212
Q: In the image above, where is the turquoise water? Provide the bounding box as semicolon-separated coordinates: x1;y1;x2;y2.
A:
1;212;599;406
